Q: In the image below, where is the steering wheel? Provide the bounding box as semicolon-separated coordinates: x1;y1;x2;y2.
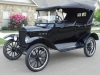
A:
56;15;62;22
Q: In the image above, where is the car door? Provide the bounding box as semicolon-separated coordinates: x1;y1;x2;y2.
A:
74;22;91;39
54;22;75;42
47;24;58;43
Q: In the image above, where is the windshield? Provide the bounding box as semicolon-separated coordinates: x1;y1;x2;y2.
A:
36;10;56;23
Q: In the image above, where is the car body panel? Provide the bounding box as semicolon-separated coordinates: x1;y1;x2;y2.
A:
4;34;19;40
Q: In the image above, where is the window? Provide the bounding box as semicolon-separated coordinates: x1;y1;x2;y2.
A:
37;10;56;23
3;11;10;26
82;12;86;16
22;12;27;16
77;12;87;17
77;13;81;17
34;13;37;19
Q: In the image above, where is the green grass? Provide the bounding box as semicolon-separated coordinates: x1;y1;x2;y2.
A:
91;30;100;33
0;38;6;45
92;25;100;27
0;30;18;33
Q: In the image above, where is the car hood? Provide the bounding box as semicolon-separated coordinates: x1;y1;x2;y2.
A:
23;26;50;32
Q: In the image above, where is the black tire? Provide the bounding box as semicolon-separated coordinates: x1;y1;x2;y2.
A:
3;39;22;60
84;37;96;57
25;43;50;72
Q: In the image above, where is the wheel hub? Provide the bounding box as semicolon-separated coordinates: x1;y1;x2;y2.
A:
87;42;93;51
35;54;41;61
12;47;18;52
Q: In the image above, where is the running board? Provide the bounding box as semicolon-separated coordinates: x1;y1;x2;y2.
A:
55;42;83;52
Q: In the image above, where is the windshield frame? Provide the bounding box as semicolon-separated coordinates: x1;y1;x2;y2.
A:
35;9;67;28
36;10;56;24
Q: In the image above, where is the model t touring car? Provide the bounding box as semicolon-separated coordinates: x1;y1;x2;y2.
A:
3;2;99;72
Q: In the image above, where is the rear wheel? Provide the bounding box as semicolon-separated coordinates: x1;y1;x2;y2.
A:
3;39;22;60
84;37;96;57
25;44;50;72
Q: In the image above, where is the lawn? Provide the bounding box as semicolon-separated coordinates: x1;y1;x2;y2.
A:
0;38;6;45
0;30;18;33
91;30;100;33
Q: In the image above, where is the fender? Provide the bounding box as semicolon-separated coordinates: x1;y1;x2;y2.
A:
80;32;99;44
4;34;19;40
26;37;57;50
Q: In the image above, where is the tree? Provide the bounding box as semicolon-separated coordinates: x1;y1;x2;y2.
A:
94;9;100;22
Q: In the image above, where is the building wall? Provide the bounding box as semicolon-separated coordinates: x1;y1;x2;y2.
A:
0;4;36;26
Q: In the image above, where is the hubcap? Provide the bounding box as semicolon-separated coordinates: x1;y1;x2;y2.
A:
12;47;18;52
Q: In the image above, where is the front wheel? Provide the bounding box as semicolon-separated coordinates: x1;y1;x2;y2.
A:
84;37;96;57
3;39;22;60
25;44;50;72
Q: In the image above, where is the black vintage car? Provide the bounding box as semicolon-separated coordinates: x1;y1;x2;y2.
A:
3;2;99;72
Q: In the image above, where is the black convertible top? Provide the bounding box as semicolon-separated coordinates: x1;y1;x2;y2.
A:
36;2;95;11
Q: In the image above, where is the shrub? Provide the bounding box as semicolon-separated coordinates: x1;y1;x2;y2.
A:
92;20;100;27
8;14;28;30
94;9;100;22
2;26;8;30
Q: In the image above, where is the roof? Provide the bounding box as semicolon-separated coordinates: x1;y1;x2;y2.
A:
0;0;37;6
36;2;95;11
33;0;98;7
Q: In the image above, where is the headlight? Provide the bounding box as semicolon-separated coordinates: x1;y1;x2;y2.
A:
25;36;30;43
14;35;17;41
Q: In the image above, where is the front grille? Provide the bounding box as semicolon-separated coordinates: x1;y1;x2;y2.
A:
19;28;27;46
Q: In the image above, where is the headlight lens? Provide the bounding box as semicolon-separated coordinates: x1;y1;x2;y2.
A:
14;35;17;41
25;36;30;43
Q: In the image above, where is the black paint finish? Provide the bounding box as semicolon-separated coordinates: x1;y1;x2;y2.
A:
5;3;99;51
